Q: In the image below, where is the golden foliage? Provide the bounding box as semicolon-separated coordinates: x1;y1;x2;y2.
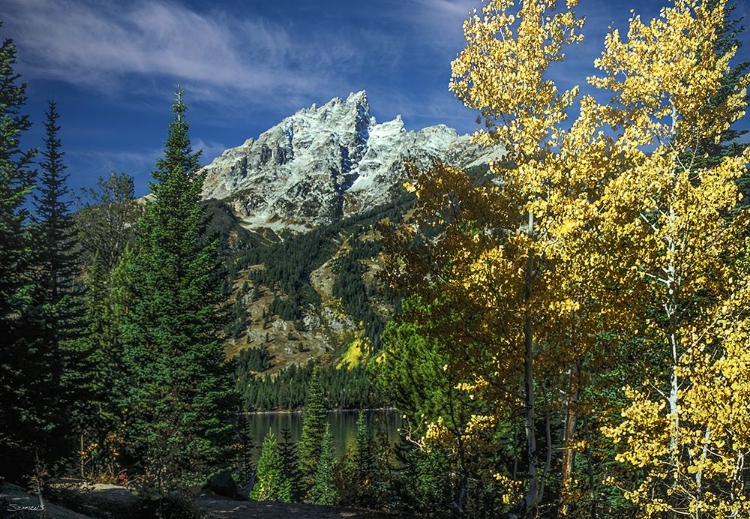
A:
590;0;750;515
384;0;750;515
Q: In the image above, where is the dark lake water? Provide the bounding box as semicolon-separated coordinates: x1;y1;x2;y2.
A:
244;409;403;463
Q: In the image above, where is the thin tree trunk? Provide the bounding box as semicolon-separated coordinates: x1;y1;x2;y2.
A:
520;311;538;517
584;415;597;519
522;210;539;517
560;360;580;516
80;433;85;479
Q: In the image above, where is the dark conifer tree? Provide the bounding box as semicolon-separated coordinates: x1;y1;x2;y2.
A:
119;89;238;492
354;410;374;490
236;412;255;485
0;29;43;481
0;30;35;323
71;249;131;479
308;423;336;505
691;1;749;205
31;100;86;465
278;426;303;501
298;365;327;491
33;101;78;302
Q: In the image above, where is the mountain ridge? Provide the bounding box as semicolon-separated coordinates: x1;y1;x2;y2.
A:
204;92;503;390
201;91;501;232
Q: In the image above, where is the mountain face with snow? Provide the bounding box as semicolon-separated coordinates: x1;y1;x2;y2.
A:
201;91;500;231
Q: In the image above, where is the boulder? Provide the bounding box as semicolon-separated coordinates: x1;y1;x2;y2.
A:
207;471;237;499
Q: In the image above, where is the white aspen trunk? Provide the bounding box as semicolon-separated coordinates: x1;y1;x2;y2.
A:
666;162;681;481
694;426;711;501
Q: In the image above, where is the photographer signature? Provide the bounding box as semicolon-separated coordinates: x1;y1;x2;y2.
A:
7;503;45;511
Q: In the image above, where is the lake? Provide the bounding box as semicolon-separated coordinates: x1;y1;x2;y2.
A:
244;409;404;463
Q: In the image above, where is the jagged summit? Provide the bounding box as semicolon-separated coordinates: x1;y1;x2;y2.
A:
201;91;498;231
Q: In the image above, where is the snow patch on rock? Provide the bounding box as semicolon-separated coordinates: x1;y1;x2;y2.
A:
201;91;502;231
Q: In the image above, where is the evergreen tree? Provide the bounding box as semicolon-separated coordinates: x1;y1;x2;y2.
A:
71;173;139;479
278;426;303;501
354;410;374;494
392;442;452;515
334;409;378;507
298;366;327;489
0;29;35;324
72;251;126;479
32;100;86;463
688;1;750;207
308;423;336;506
0;28;44;481
336;410;396;509
33;101;78;303
250;429;291;502
236;412;254;485
697;1;749;159
119;89;238;493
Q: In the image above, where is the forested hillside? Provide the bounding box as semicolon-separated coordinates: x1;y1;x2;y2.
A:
216;193;413;411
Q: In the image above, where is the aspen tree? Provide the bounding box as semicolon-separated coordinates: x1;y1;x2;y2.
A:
387;0;611;512
386;0;749;516
450;0;596;513
592;1;750;515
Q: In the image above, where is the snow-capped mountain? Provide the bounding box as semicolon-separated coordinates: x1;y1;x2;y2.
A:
201;91;499;231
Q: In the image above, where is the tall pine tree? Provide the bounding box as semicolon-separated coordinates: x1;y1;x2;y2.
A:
0;28;46;481
32;100;86;465
33;101;78;309
298;365;327;493
119;89;237;493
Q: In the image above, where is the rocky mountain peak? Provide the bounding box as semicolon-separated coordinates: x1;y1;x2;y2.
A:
201;91;499;232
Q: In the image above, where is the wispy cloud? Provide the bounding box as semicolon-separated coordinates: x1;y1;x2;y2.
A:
193;138;228;164
0;0;373;107
404;0;478;47
0;0;491;133
67;139;227;197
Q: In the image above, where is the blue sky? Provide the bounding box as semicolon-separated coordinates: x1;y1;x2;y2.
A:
1;0;748;197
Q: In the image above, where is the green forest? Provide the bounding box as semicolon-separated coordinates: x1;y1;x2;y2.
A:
2;0;750;517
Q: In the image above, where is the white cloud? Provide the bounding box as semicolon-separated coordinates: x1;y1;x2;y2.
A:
0;0;367;104
403;0;478;43
0;0;492;134
193;138;227;164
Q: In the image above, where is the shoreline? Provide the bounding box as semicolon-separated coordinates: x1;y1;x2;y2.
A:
242;407;397;416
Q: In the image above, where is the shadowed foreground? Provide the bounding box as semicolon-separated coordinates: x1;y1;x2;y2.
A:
0;483;408;519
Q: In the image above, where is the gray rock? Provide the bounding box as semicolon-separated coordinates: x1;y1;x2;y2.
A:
0;482;94;519
201;90;503;232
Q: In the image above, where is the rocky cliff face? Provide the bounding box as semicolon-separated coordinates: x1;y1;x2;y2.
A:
201;91;497;231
